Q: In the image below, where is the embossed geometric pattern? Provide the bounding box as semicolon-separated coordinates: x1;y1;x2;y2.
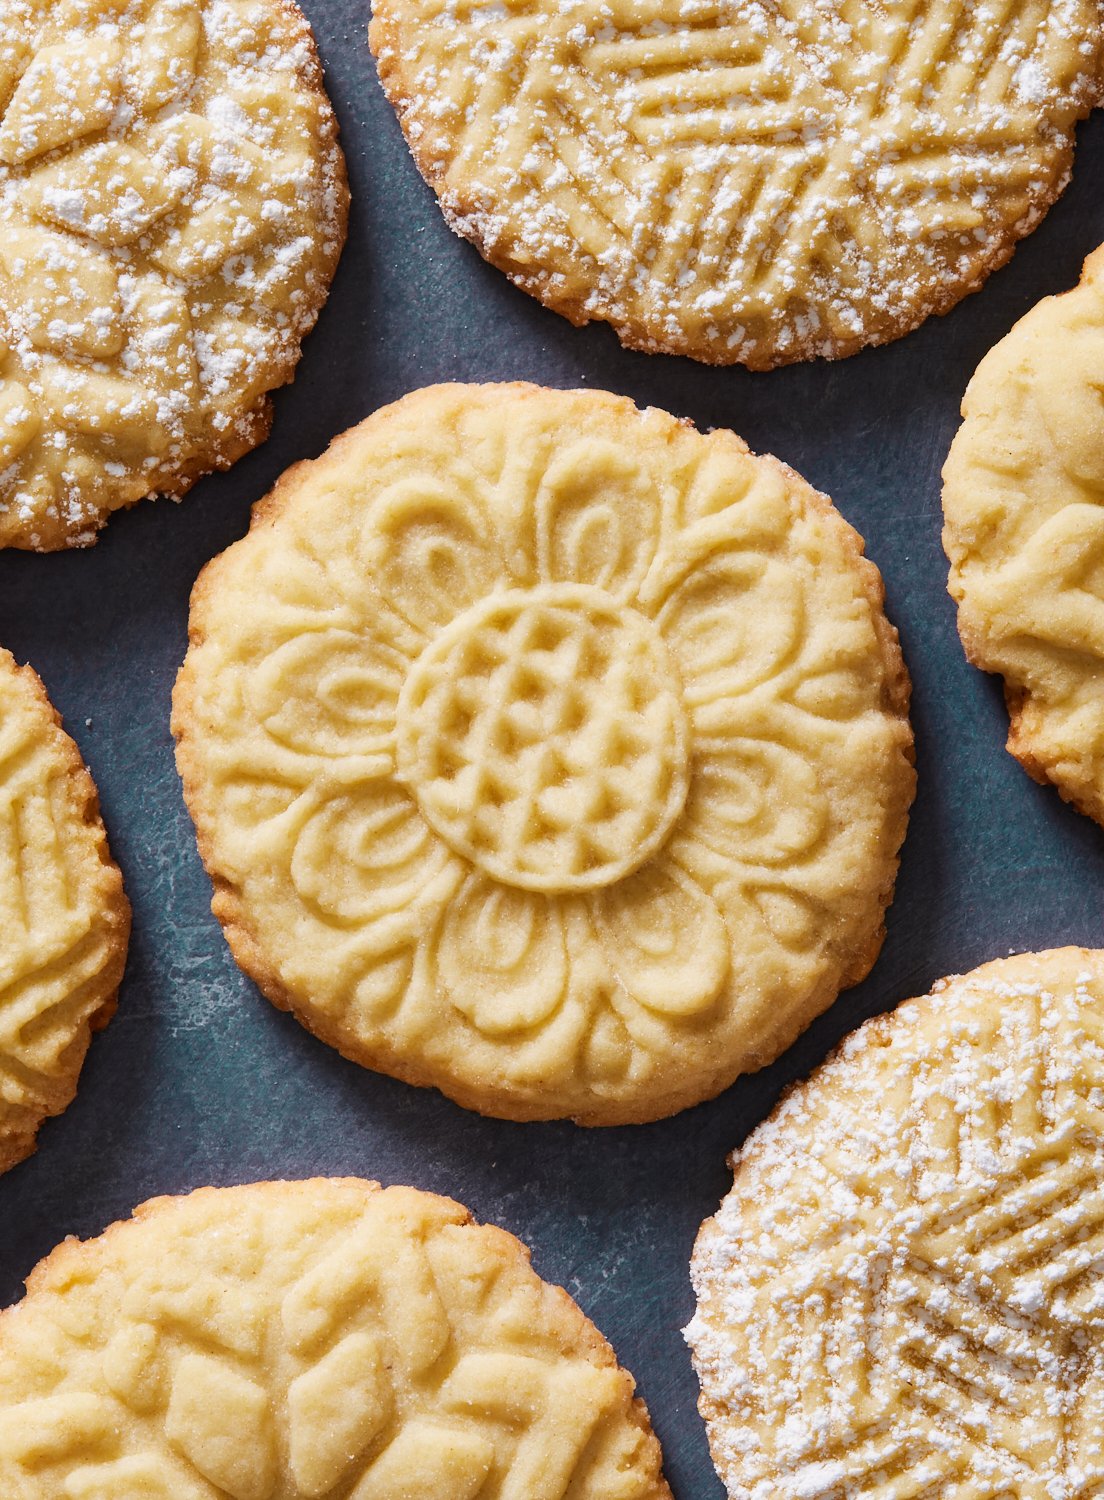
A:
371;0;1104;368
0;647;129;1172
944;243;1104;829
173;383;915;1124
0;0;346;551
0;1178;672;1500
396;586;691;891
688;949;1104;1499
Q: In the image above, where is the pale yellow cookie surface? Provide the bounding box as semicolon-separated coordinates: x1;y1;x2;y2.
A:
944;245;1104;826
0;0;347;552
173;383;914;1125
369;0;1103;369
688;948;1104;1499
0;647;129;1172
0;1177;672;1500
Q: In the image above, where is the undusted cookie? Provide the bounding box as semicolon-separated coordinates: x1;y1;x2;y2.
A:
688;948;1104;1499
370;0;1103;369
0;1177;671;1499
0;0;347;551
944;245;1104;826
0;648;129;1171
173;382;914;1125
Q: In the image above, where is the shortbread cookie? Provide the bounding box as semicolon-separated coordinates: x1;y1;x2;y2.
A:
173;383;914;1124
0;0;347;551
0;648;129;1171
944;245;1104;826
688;948;1104;1499
0;1177;672;1499
369;0;1104;370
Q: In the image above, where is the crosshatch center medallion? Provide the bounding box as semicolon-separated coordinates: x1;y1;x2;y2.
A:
172;383;915;1123
395;583;692;894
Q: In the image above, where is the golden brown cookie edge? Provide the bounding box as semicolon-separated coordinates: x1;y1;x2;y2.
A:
0;647;131;1172
171;382;915;1124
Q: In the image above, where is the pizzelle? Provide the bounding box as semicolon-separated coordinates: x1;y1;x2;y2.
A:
688;949;1104;1499
944;244;1104;827
0;0;347;551
370;0;1104;368
0;1178;672;1499
0;647;129;1172
173;383;914;1125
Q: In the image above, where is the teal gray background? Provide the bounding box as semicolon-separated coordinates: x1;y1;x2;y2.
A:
2;10;1103;1493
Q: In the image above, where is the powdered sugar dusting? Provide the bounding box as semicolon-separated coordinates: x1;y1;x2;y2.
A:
371;0;1104;368
0;0;347;550
687;949;1104;1497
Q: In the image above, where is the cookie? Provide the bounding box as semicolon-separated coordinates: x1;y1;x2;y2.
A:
0;647;129;1172
172;382;914;1124
0;1176;672;1499
369;0;1103;370
0;0;348;552
688;948;1104;1499
943;245;1104;826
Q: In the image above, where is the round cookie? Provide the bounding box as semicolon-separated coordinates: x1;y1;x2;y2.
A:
0;647;129;1172
173;382;915;1125
688;948;1104;1499
0;1177;672;1499
0;0;348;552
944;244;1104;826
369;0;1103;370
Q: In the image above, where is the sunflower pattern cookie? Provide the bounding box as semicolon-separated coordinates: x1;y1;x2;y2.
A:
688;949;1104;1499
173;383;914;1125
944;244;1104;827
0;1178;672;1499
370;0;1104;368
0;648;129;1173
0;0;347;551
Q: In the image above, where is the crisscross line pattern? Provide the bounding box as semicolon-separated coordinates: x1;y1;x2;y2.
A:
372;0;1104;366
396;586;690;892
688;951;1104;1498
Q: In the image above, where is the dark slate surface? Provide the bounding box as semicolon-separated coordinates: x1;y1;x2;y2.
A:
1;9;1103;1492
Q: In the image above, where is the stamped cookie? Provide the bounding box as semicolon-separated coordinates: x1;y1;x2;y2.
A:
688;948;1104;1499
944;245;1104;827
0;648;129;1172
173;383;914;1124
369;0;1103;370
0;1176;672;1499
0;0;347;551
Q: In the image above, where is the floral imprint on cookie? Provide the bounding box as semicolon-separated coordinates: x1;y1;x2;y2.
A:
173;383;915;1123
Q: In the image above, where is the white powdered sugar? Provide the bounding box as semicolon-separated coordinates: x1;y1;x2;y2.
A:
687;953;1104;1498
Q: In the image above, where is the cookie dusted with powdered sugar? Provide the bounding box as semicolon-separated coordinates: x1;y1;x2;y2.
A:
0;0;347;550
370;0;1103;369
0;647;129;1172
172;382;914;1125
0;1178;672;1499
688;948;1104;1498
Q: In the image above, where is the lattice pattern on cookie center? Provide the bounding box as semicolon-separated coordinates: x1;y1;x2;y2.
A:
396;585;691;892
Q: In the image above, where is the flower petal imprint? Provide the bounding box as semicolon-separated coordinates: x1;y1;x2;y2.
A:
173;383;915;1124
943;243;1104;828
